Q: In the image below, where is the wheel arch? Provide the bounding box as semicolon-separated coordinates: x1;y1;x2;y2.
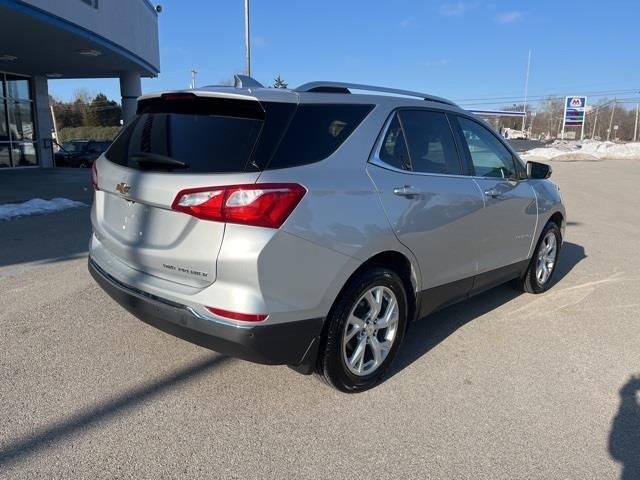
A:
311;249;419;374
323;250;419;336
549;211;565;231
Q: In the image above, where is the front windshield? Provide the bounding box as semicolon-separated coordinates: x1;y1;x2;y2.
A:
62;141;88;153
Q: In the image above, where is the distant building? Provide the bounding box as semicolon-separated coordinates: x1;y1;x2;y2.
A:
0;0;160;169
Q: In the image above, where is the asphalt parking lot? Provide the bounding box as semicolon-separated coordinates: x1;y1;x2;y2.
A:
1;160;639;479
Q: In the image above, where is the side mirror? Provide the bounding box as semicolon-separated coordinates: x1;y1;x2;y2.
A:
526;161;552;179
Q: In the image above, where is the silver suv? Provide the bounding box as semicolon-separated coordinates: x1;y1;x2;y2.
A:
89;76;565;392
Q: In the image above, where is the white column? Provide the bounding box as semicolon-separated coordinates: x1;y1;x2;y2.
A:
120;72;142;124
32;76;54;168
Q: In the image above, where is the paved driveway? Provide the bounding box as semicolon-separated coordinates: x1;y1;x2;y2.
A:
1;161;638;479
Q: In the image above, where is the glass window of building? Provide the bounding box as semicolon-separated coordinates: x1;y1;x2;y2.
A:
0;72;38;168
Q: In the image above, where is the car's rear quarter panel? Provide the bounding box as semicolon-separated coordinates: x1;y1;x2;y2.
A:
255;100;422;320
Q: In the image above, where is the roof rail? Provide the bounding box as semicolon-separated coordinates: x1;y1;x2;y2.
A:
295;81;457;106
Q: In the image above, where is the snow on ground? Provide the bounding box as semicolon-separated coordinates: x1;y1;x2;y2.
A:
0;198;87;221
522;140;640;161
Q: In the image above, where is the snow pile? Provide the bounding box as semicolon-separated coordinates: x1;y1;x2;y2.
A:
522;140;640;161
580;141;640;159
0;198;87;221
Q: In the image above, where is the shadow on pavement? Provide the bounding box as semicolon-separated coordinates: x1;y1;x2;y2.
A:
552;242;586;287
0;208;92;270
609;376;640;480
0;355;229;467
0;169;94;270
387;241;586;379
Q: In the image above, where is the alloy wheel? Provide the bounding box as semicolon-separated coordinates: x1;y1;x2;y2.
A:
536;231;557;285
342;286;399;376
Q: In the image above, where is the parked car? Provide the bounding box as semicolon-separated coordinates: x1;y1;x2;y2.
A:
55;139;111;168
89;76;565;392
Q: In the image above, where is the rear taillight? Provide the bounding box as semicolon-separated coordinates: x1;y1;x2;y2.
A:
206;307;267;322
91;161;99;190
171;183;306;228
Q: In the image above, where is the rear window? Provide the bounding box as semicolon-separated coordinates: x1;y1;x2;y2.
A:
105;96;372;173
105;96;266;173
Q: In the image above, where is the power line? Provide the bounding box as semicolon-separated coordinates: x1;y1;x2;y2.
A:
456;89;640;108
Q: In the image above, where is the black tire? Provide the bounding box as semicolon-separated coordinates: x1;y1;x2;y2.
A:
317;267;408;393
516;221;562;294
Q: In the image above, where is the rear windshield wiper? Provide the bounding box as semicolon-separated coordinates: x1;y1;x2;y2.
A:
130;152;188;169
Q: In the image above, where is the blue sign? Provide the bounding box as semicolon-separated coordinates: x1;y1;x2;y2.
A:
564;96;588;126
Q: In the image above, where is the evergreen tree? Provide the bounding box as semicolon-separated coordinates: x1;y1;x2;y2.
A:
86;93;122;127
273;75;288;89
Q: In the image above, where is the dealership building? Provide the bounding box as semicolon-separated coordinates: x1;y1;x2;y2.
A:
0;0;160;169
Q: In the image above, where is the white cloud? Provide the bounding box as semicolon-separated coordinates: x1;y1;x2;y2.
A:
438;2;477;16
495;11;524;24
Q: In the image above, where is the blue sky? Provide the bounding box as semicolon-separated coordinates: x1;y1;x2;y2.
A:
49;0;640;109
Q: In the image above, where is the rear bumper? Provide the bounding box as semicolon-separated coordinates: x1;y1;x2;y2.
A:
89;258;323;371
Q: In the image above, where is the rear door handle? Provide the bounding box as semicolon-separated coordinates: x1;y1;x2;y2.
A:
393;185;419;196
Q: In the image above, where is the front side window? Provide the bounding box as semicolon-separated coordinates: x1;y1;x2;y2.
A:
457;117;516;178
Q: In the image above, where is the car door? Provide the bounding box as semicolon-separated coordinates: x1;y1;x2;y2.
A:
367;109;485;313
452;115;538;278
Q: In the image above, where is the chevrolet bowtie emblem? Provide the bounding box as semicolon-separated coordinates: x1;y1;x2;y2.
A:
115;182;131;194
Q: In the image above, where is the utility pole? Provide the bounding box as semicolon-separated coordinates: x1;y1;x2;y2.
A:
522;49;531;132
591;106;599;139
50;104;59;147
529;112;536;137
634;103;639;143
244;0;251;76
561;97;567;140
190;68;198;89
607;98;617;141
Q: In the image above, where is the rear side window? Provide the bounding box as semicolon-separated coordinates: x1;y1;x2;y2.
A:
266;104;374;169
379;115;410;170
398;110;462;175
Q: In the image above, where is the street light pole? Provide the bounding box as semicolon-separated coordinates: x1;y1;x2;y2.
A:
522;49;531;132
244;0;251;76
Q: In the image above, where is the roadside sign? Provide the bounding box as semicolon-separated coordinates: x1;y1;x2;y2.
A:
567;97;586;109
562;96;588;139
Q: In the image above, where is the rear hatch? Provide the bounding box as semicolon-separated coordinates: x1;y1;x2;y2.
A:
92;92;296;288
